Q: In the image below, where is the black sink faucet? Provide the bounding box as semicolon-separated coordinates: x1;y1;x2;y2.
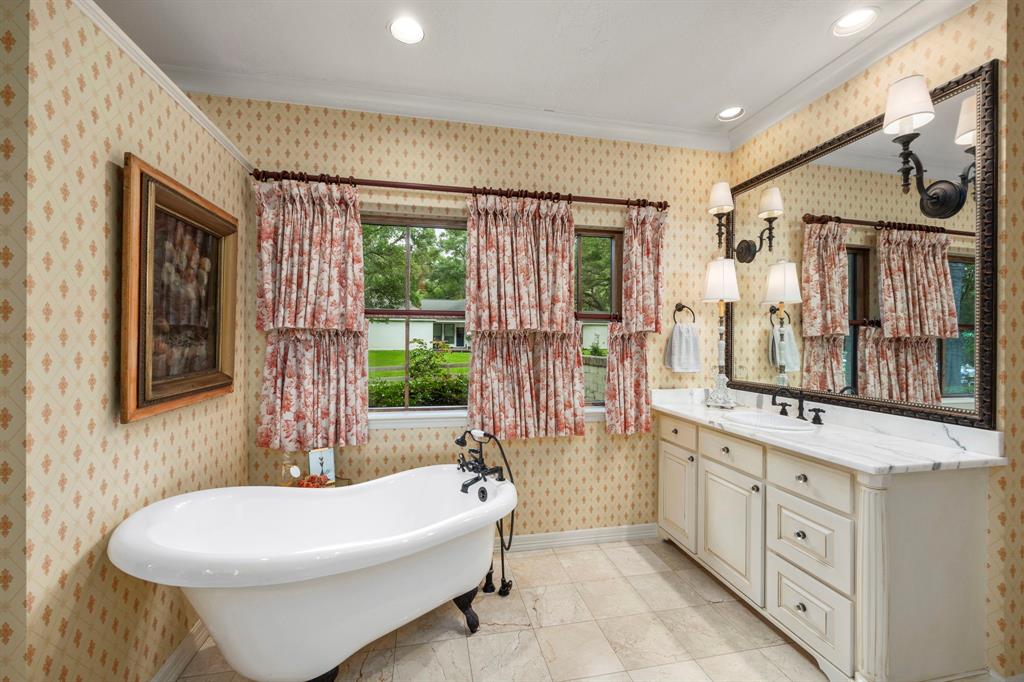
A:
771;387;807;420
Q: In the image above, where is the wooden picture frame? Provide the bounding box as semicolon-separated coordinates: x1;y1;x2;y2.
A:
120;153;238;422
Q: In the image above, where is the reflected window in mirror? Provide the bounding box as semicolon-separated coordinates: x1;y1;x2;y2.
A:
940;257;975;401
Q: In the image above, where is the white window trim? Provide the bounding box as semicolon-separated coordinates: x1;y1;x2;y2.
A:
368;405;606;430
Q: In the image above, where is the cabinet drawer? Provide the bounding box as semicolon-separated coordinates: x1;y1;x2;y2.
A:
767;486;853;595
766;553;853;675
767;450;852;514
700;429;764;478
659;416;697;450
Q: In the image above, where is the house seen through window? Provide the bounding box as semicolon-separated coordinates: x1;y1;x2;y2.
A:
364;218;619;409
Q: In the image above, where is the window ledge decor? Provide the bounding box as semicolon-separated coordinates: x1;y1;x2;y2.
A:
120;153;238;422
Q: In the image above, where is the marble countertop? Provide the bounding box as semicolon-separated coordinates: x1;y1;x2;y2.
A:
652;396;1006;476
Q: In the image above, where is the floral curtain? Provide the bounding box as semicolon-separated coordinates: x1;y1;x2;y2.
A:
878;230;959;339
606;324;651;435
801;222;851;337
802;335;846;393
799;221;850;393
857;327;941;404
465;195;583;439
605;205;668;435
253;180;368;451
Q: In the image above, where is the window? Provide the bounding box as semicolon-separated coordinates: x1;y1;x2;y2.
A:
843;247;870;391
365;218;469;409
576;231;621;405
364;219;620;409
940;258;975;397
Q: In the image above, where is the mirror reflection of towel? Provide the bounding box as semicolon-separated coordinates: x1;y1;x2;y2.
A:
769;325;801;372
664;322;701;373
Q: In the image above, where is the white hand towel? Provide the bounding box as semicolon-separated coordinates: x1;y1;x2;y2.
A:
664;322;701;373
769;325;801;371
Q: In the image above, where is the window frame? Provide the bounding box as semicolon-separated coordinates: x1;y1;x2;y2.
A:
364;215;622;411
938;255;976;398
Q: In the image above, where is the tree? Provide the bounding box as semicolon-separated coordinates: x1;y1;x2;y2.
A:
363;224;467;308
577;236;612;312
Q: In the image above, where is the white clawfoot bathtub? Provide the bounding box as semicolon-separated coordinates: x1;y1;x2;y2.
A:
108;464;517;682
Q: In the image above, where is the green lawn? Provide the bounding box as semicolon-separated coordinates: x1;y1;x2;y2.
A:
369;350;471;378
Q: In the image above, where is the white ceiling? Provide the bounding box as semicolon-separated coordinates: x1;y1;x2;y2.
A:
95;0;973;152
820;88;977;180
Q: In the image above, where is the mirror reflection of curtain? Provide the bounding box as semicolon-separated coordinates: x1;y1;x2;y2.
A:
878;231;959;338
857;328;942;403
858;230;959;405
800;222;851;391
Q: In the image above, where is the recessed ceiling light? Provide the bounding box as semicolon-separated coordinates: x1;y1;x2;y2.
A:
832;7;878;37
389;16;424;44
716;107;745;122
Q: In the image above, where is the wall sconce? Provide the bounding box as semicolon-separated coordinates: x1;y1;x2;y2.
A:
703;257;740;409
761;260;801;386
883;74;975;219
735;187;783;263
707;182;734;249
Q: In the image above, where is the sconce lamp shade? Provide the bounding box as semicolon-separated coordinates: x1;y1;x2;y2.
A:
882;74;935;135
703;257;740;302
955;95;977;146
708;182;735;215
757;187;784;219
761;260;801;305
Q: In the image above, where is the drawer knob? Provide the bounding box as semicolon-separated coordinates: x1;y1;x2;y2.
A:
794;530;807;540
795;602;808;613
688;455;695;462
751;484;760;493
795;473;809;483
721;446;730;455
672;428;679;435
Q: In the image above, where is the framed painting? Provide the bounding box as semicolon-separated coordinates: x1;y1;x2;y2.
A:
120;153;238;422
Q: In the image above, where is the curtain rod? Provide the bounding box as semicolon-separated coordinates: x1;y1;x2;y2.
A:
802;213;974;237
251;169;669;211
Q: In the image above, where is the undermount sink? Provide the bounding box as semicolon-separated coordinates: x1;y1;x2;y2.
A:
720;411;817;432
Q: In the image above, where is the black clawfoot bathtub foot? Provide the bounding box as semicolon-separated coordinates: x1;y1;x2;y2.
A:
454;586;480;634
482;563;496;593
306;665;339;682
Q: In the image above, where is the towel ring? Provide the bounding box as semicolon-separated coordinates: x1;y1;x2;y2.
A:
673;303;696;323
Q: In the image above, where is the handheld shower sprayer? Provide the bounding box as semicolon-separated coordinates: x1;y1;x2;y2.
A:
454;428;515;597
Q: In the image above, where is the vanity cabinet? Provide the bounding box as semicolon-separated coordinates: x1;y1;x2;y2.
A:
698;456;764;605
655;410;992;682
657;417;697;552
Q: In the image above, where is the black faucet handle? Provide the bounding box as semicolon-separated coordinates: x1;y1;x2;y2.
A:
809;408;825;425
777;401;791;416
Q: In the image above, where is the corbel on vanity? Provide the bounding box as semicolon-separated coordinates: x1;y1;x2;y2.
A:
653;391;1004;682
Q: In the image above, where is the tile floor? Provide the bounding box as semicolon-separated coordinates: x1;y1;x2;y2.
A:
176;538;834;682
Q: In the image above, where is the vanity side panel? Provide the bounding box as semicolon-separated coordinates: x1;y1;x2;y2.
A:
885;468;987;681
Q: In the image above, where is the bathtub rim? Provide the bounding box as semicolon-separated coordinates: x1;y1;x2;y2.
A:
107;464;517;588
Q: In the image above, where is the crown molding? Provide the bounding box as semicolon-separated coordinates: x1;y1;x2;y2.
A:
72;0;254;171
727;0;975;149
163;64;731;152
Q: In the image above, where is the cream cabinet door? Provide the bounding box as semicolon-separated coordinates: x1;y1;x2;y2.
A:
698;457;765;605
659;442;697;552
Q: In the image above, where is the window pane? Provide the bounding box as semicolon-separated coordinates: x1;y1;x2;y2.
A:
843;332;854;390
368;319;407;407
364;224;407;309
942;330;975;396
949;260;975;325
577;236;613;313
410;226;466;311
408;334;469;407
581;323;609;404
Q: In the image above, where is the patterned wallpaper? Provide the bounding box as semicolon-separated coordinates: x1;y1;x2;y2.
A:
1;2;29;680
192;92;732;534
730;161;976;387
18;2;254;681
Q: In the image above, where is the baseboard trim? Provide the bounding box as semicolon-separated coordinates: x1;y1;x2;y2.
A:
151;619;210;682
988;672;1024;682
500;522;659;553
